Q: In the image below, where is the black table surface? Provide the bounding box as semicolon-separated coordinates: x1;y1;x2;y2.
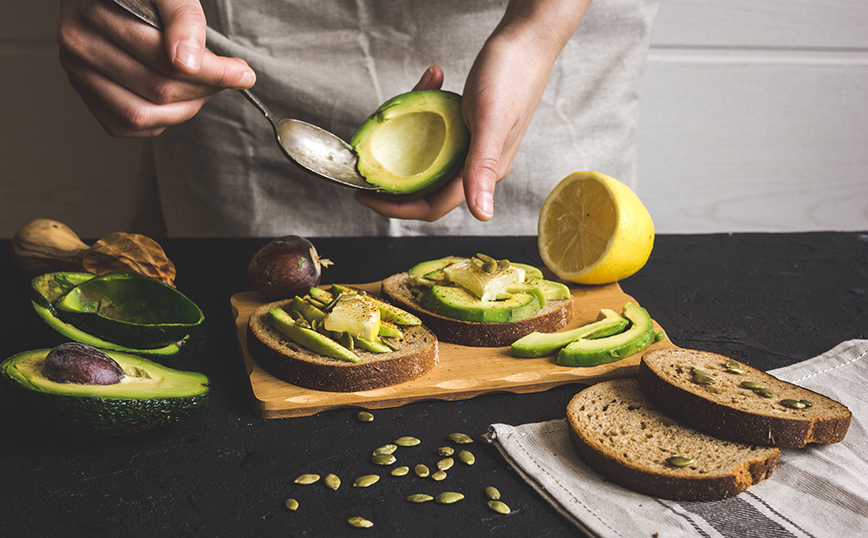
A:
1;233;866;537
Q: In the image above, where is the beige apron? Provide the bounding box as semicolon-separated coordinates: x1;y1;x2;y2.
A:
149;0;659;237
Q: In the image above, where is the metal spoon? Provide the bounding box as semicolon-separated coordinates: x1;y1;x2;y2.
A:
111;0;376;190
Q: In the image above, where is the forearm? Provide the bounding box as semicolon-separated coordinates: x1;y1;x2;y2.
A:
493;0;592;61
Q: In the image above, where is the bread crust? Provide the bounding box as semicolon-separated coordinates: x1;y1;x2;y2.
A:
380;272;573;347
567;378;781;501
638;349;852;448
247;299;438;392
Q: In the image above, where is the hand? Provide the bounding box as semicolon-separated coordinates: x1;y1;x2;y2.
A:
58;0;256;137
356;0;590;223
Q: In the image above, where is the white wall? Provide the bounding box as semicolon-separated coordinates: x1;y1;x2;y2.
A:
2;1;866;238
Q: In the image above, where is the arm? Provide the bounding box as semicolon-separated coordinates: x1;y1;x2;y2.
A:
356;0;591;222
58;0;256;137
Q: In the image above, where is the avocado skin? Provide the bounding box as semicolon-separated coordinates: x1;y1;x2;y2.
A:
1;349;209;435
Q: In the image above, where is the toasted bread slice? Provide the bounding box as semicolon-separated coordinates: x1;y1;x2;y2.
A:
638;349;852;448
567;378;780;501
380;272;573;347
247;299;438;392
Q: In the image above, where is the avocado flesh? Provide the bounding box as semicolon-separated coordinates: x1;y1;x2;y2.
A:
1;348;209;435
351;90;470;200
511;309;629;358
557;303;656;367
408;256;464;287
421;285;542;323
54;272;204;349
269;307;360;363
330;284;421;325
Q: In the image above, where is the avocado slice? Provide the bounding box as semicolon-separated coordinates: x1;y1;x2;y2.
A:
351;90;470;200
1;348;209;435
420;285;542;323
510;309;629;358
408;256;463;287
54;272;204;349
511;263;545;280
557;303;656;367
330;284;421;325
269;307;360;363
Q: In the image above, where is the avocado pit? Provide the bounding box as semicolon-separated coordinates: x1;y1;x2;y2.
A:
43;342;124;385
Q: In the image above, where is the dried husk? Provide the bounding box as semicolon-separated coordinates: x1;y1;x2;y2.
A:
82;232;176;286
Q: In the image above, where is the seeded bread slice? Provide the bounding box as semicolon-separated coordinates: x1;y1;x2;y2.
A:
380;272;573;347
567;378;780;501
638;349;852;448
247;299;438;393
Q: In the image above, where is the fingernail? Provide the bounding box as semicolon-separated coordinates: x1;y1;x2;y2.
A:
474;191;494;220
174;39;202;72
419;67;435;87
238;69;256;88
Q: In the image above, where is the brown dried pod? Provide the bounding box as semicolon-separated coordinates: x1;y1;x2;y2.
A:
11;219;89;273
82;232;176;287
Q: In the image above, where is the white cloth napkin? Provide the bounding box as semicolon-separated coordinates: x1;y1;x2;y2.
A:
485;340;868;538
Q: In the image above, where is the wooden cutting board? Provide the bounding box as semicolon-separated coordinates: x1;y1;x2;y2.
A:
231;282;675;419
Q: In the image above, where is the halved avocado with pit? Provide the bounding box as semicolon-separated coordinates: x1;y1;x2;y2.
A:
1;348;209;435
351;90;470;200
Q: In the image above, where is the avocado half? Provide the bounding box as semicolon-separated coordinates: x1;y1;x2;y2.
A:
1;348;209;435
351;89;470;200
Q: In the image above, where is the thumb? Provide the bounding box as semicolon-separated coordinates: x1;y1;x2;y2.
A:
462;136;501;221
157;0;208;74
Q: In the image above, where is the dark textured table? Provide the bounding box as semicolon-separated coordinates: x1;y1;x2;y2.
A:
1;233;866;537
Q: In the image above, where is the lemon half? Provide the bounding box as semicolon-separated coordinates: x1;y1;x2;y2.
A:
538;171;654;285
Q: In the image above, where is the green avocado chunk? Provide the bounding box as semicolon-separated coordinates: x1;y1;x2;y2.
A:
269;307;360;363
408;256;464;287
420;285;542;323
557;303;656;367
351;90;470;200
510;309;629;358
0;348;209;435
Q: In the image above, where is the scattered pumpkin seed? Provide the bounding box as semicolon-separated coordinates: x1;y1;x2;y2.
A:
435;491;465;504
348;516;373;529
414;464;430;478
780;399;807;409
431;470;447;481
285;498;299;511
437;458;454;471
756;387;775;398
437;446;455;457
724;360;745;374
381;338;402;351
371;453;397;466
448;432;474;444
666;456;694;467
740;381;766;390
293;473;321;485
691;366;713;377
487;500;511;514
324;473;341;491
357;411;374;422
484;486;501;500
457;450;476;465
800;399;814;408
692;373;716;385
372;444;398;456
391;466;410;477
406;494;434;503
395;436;421;447
353;474;380;488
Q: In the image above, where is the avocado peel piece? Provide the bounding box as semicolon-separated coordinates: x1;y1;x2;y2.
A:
557;303;656;367
1;347;209;435
511;308;628;358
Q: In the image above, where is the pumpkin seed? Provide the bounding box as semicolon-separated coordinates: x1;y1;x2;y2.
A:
371;453;397;466
756;387;775;398
457;450;476;465
724;359;745;374
666;456;694;467
353;474;380;488
285;498;299;511
800;399;814;408
372;444;397;456
293;473;321;485
740;381;766;390
691;366;713;377
414;464;430;478
347;516;373;528
437;446;455;457
484;486;501;500
406;493;434;503
431;470;447;481
395;436;421;447
487;500;511;514
382;338;401;351
447;432;474;444
357;411;374;422
780;399;807;409
437;458;454;471
435;491;465;504
324;473;341;491
692;373;716;385
391;466;410;477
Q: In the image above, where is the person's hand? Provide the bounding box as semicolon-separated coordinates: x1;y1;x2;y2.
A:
58;0;256;137
356;0;590;223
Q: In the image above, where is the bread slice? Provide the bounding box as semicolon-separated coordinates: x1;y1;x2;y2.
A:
638;349;852;448
247;299;438;392
567;378;780;501
380;272;573;347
